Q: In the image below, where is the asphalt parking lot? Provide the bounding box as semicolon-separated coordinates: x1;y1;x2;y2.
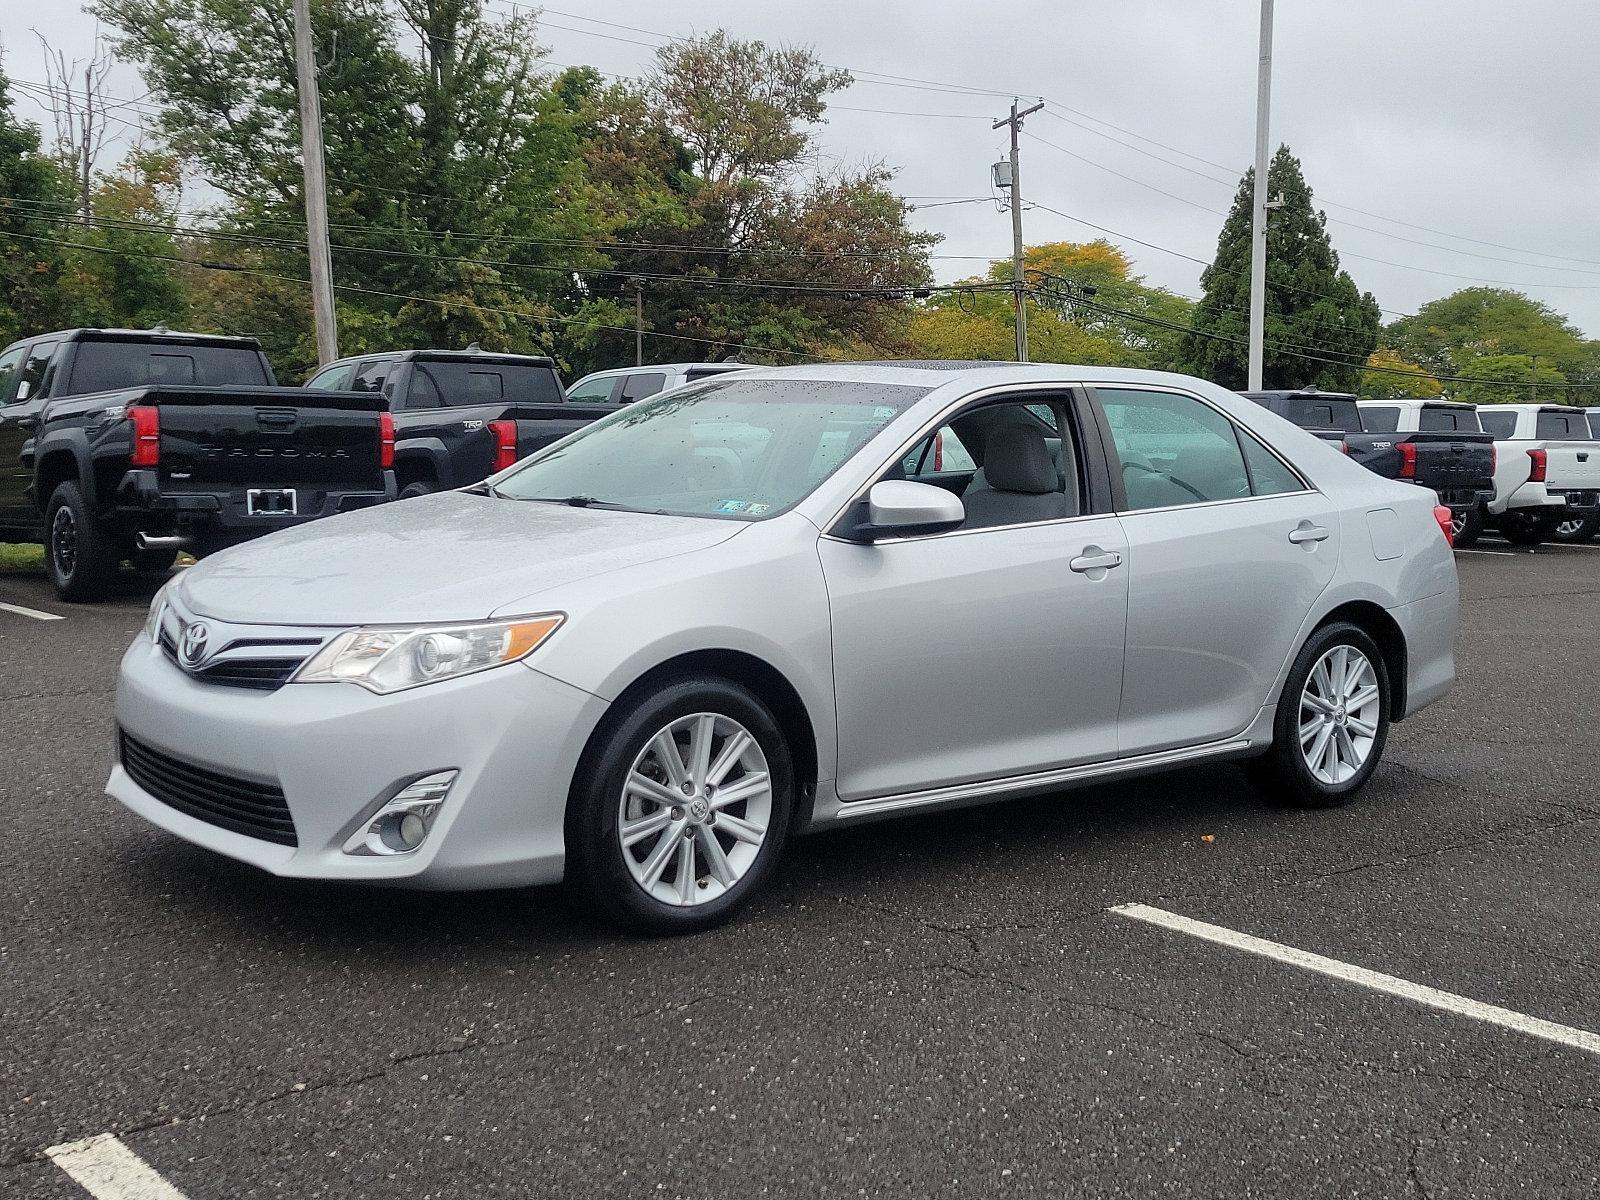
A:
2;538;1598;1199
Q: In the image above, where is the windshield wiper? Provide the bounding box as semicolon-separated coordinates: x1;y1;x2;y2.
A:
520;494;640;510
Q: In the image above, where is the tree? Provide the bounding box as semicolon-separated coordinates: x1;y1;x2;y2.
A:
0;71;71;344
1383;287;1600;402
1359;349;1441;399
1180;145;1380;391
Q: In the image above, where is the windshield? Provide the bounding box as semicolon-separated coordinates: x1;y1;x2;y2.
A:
495;377;929;518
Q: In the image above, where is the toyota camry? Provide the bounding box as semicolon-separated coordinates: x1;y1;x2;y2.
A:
110;363;1459;932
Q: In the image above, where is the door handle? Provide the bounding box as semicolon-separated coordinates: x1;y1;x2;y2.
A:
1288;524;1329;544
1069;549;1123;573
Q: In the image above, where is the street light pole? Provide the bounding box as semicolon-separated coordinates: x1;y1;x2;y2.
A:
291;0;337;366
1247;0;1275;391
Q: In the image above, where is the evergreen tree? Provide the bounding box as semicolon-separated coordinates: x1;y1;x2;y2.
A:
1180;145;1380;391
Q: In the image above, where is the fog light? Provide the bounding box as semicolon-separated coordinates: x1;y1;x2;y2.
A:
344;770;458;857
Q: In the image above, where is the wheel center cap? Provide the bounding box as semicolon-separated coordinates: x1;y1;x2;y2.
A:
688;797;710;822
1334;706;1347;725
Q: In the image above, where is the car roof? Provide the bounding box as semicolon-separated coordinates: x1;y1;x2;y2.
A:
575;362;755;380
16;328;263;350
1356;397;1474;409
1239;389;1358;402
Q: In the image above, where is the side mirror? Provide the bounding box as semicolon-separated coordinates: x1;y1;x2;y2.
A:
14;380;30;401
836;480;965;542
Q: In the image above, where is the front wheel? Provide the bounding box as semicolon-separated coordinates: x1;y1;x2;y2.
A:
1497;510;1559;547
1251;622;1391;809
565;676;793;934
45;481;120;602
1552;511;1599;543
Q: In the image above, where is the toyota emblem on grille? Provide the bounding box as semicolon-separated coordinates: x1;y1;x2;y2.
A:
180;621;212;667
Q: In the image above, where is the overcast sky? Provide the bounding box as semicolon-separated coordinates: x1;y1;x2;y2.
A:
8;1;1600;336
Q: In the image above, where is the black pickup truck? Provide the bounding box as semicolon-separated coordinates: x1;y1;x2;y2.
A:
0;328;394;600
1239;390;1495;518
306;349;622;497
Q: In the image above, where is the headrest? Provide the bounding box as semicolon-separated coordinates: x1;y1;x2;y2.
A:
982;423;1057;494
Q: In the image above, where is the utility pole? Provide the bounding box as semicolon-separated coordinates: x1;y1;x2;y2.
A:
292;0;338;366
1530;354;1538;403
1247;0;1275;391
993;98;1045;362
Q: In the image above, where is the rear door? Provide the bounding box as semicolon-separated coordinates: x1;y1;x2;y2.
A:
1095;385;1338;755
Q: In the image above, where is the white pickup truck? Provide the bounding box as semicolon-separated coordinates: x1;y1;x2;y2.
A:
1474;403;1600;545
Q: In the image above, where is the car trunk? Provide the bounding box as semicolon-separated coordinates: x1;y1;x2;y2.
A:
146;386;387;493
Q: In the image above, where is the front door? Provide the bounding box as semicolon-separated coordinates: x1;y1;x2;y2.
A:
0;341;42;534
819;396;1128;801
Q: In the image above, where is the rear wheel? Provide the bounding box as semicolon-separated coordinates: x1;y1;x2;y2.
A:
45;481;120;602
1552;511;1599;543
399;480;436;500
565;675;793;934
1251;621;1390;809
1451;503;1485;547
1497;509;1559;546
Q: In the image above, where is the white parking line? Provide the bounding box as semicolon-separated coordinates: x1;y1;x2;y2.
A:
1454;548;1515;556
1110;904;1600;1055
0;600;64;621
45;1134;189;1199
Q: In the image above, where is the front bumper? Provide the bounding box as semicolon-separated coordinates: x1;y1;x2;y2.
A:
109;633;610;888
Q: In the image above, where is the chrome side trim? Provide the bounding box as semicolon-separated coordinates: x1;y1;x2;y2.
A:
831;737;1253;821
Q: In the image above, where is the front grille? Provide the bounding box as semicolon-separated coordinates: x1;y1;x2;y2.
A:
159;628;319;691
120;731;297;846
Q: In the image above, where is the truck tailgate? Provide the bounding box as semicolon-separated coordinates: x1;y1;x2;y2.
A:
1542;441;1600;491
1349;432;1494;491
146;386;387;492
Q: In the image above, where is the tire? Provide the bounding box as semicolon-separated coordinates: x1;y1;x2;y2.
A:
565;675;794;934
399;480;436;500
1552;510;1599;543
44;480;120;602
1451;503;1486;548
128;545;179;575
1497;510;1560;547
1250;621;1391;809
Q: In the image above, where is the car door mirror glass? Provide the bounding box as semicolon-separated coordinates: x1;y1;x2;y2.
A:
840;480;965;541
15;380;30;401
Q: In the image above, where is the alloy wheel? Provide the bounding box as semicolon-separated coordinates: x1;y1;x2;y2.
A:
1556;518;1584;538
50;506;78;579
1450;510;1468;539
618;712;772;907
1298;645;1381;785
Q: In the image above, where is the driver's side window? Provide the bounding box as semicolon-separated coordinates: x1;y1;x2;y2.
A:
1098;387;1251;511
0;346;25;405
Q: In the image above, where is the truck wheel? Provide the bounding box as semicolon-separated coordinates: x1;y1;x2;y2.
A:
1451;504;1485;547
1497;510;1559;547
399;481;436;500
1553;511;1599;543
45;481;119;602
129;546;179;575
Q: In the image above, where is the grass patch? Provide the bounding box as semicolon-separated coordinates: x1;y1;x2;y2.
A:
0;543;45;573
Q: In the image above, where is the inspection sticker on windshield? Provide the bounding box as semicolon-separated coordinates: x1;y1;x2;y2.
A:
873;406;897;421
717;499;751;514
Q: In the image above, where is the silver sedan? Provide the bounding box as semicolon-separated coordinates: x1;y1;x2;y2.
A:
110;363;1459;932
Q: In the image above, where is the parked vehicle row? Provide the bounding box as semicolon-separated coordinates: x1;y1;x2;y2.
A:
109;363;1459;933
1240;388;1599;547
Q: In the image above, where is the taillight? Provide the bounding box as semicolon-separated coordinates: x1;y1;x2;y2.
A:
1338;440;1350;455
1527;448;1547;483
1433;504;1455;547
1397;442;1417;478
378;411;395;470
932;430;944;472
488;419;517;472
128;405;160;467
1490;445;1497;473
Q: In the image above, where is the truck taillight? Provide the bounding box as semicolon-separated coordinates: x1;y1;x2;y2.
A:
129;405;160;467
1433;504;1455;547
1528;448;1547;483
379;411;395;470
1338;440;1350;455
1397;442;1417;478
1489;444;1496;473
488;419;518;472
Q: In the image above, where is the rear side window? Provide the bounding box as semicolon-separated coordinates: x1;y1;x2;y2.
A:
352;359;394;397
1238;429;1306;496
1536;412;1585;438
1419;407;1478;432
565;376;617;403
306;363;357;391
1099;388;1251;510
1360;406;1400;433
65;340;270;394
619;372;667;402
1479;410;1517;438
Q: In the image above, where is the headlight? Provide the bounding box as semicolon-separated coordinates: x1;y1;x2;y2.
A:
144;586;169;644
293;614;564;693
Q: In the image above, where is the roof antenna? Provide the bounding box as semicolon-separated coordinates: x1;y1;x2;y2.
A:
152;322;170;333
465;341;481;353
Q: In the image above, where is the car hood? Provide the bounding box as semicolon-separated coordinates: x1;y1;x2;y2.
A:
175;491;746;625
